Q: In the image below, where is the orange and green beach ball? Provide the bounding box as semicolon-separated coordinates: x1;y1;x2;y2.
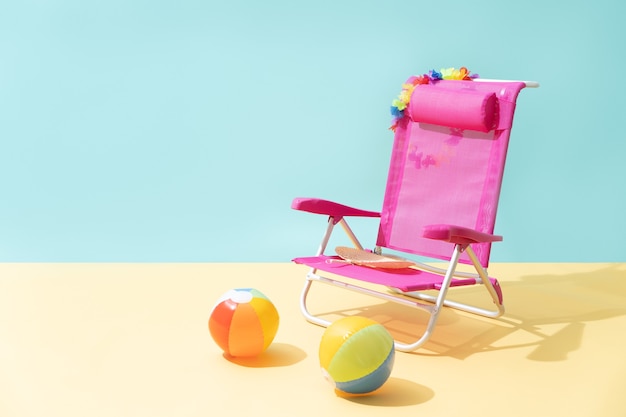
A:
209;288;279;357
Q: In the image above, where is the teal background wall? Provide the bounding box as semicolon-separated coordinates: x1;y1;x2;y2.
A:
1;0;624;262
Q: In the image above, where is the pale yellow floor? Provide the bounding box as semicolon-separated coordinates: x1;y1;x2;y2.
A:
1;263;625;416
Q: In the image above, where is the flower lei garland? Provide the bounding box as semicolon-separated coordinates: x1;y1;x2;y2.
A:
390;67;478;131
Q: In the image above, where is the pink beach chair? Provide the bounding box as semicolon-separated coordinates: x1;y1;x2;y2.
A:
292;70;538;352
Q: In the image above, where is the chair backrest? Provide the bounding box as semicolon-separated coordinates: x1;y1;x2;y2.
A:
376;79;527;267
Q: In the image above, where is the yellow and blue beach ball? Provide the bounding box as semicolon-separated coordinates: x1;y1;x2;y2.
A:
208;288;279;357
319;316;395;395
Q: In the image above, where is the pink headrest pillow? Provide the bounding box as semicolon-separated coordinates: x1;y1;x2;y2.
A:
408;85;499;132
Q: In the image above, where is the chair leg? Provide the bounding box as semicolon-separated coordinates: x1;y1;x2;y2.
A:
297;245;468;352
398;245;505;318
393;243;464;351
297;242;504;352
465;245;505;310
299;273;332;327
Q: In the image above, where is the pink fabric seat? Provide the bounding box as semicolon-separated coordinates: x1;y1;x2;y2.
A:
292;255;502;303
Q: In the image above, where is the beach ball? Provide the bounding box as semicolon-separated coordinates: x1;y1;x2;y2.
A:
209;288;279;357
319;316;395;395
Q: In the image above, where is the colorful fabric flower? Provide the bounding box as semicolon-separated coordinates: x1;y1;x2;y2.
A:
389;67;478;131
441;66;478;81
428;69;443;81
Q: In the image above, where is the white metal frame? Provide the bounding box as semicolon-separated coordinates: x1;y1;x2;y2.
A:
299;216;505;352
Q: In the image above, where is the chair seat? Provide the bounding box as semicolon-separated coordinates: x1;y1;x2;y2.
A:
293;255;499;294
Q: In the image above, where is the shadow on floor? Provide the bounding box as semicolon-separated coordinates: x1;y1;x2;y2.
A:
308;264;626;361
337;377;435;406
223;342;307;367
